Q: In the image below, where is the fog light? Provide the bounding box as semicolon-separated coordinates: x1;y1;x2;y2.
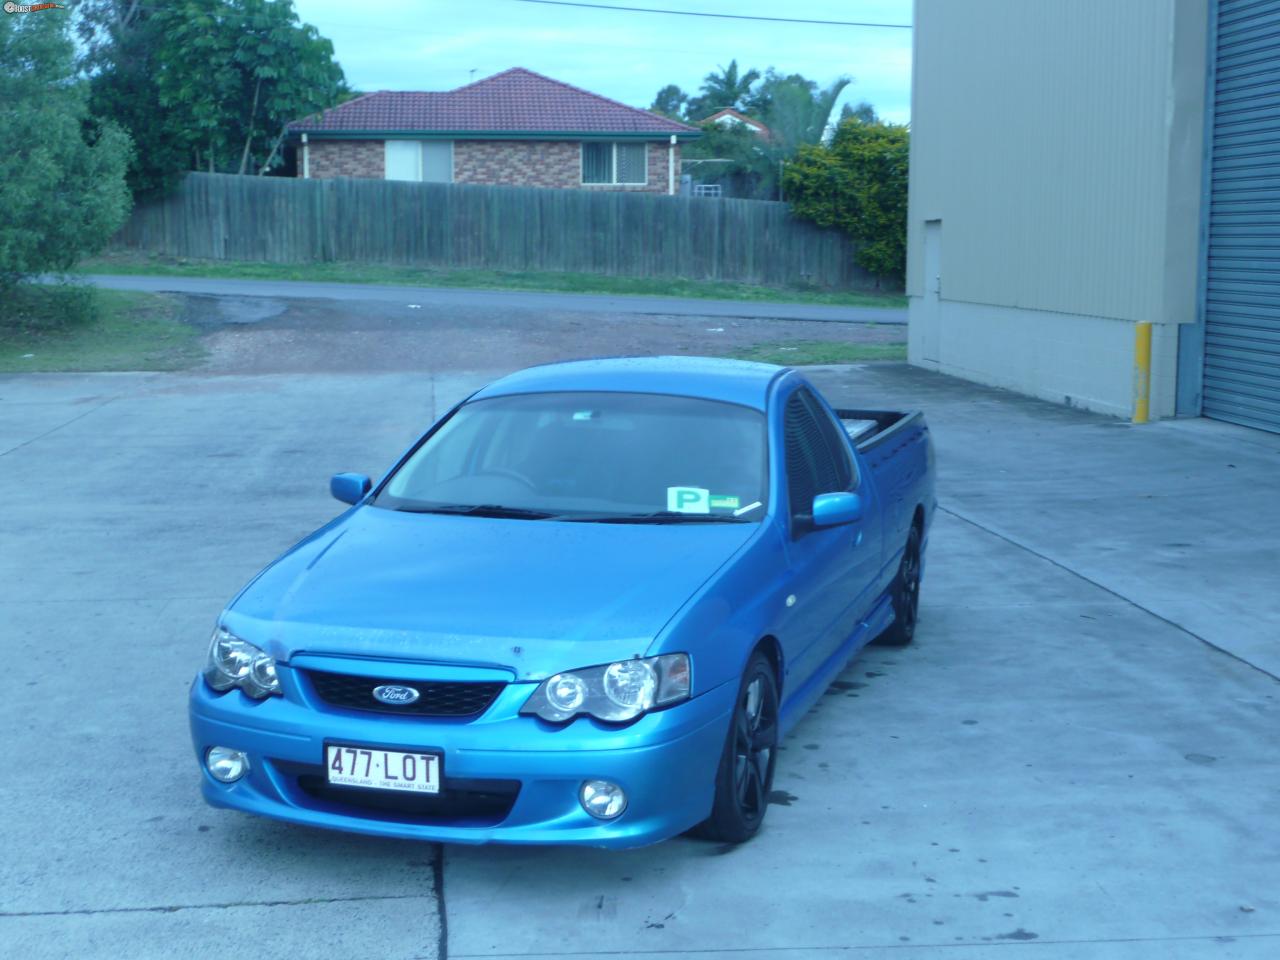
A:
579;779;627;820
206;746;249;783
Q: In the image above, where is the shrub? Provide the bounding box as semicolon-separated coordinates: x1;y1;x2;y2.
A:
783;120;909;285
0;11;132;294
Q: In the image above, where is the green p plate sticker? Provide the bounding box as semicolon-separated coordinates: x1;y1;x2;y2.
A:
667;486;710;514
709;495;740;510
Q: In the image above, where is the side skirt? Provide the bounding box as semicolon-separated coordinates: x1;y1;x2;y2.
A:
778;593;895;737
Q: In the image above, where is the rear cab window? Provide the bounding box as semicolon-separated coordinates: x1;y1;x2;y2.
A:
783;388;856;528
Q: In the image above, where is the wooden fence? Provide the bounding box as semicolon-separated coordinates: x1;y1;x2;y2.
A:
113;173;873;289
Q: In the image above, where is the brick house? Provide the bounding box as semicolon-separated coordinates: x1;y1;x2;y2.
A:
287;68;699;194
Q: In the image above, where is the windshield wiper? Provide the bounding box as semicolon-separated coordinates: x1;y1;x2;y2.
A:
562;511;750;524
395;503;559;520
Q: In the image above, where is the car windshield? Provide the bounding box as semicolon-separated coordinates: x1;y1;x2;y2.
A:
374;391;768;522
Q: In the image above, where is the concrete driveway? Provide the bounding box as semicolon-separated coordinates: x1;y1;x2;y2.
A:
1;353;1276;958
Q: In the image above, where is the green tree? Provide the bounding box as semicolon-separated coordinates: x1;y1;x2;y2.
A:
750;70;851;153
683;121;775;199
686;59;760;120
650;83;689;120
671;64;867;200
841;100;879;124
782;119;909;284
0;9;131;290
78;0;346;193
682;69;852;200
78;0;193;196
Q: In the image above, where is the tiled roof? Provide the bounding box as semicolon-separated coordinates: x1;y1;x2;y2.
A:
289;68;697;137
703;108;770;135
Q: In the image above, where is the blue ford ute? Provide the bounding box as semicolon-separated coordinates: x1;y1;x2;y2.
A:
190;357;935;848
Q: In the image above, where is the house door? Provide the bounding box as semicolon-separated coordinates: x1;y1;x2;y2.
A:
921;220;942;363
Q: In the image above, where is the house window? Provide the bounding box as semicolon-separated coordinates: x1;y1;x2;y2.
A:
385;140;453;182
582;142;647;185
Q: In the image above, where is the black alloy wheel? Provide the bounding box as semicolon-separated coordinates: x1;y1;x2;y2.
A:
875;524;922;647
697;651;779;844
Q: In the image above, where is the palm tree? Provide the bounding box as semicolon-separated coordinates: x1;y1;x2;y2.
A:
762;74;852;151
689;60;761;119
810;77;854;143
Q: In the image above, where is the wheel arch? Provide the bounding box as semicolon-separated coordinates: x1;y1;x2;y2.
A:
912;503;926;535
752;635;784;695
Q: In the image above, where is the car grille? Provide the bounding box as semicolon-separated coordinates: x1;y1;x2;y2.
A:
283;765;520;827
305;671;505;718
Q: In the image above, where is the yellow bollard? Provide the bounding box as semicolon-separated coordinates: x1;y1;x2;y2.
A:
1132;322;1152;424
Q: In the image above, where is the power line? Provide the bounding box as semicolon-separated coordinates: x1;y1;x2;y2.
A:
105;2;910;35
509;0;912;28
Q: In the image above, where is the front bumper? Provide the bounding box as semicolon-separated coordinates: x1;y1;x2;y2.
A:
188;662;736;849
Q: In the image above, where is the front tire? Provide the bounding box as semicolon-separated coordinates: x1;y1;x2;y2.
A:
696;652;779;844
874;525;922;647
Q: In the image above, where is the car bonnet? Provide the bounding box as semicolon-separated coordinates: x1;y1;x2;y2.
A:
222;506;760;680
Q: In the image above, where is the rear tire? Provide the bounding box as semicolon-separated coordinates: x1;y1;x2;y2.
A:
874;525;922;647
695;651;779;844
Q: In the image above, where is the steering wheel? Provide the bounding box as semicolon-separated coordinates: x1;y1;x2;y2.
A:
472;469;538;490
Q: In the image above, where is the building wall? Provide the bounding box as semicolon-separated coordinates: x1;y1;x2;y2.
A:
456;140;676;193
906;302;1180;419
907;0;1208;419
307;139;384;179
453;140;578;187
303;138;678;193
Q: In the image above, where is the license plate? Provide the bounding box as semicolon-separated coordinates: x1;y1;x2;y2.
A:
325;744;441;794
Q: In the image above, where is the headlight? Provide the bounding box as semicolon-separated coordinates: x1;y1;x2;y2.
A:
520;654;690;723
203;627;281;699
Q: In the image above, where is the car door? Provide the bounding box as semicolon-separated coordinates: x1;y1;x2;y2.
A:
774;386;880;685
808;389;885;639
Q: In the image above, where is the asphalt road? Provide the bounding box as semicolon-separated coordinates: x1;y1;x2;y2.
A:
1;311;1277;958
79;273;909;325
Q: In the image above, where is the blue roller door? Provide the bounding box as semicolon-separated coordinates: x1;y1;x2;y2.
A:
1205;0;1280;431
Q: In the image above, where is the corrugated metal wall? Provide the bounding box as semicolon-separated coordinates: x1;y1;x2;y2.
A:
907;0;1205;326
1204;0;1280;431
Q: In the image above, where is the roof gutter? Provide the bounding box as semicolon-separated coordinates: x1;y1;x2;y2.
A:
285;129;701;143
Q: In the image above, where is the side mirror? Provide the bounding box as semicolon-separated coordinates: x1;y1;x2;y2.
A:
330;472;371;505
812;491;862;527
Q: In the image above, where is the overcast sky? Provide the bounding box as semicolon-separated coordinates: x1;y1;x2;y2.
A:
291;0;913;123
